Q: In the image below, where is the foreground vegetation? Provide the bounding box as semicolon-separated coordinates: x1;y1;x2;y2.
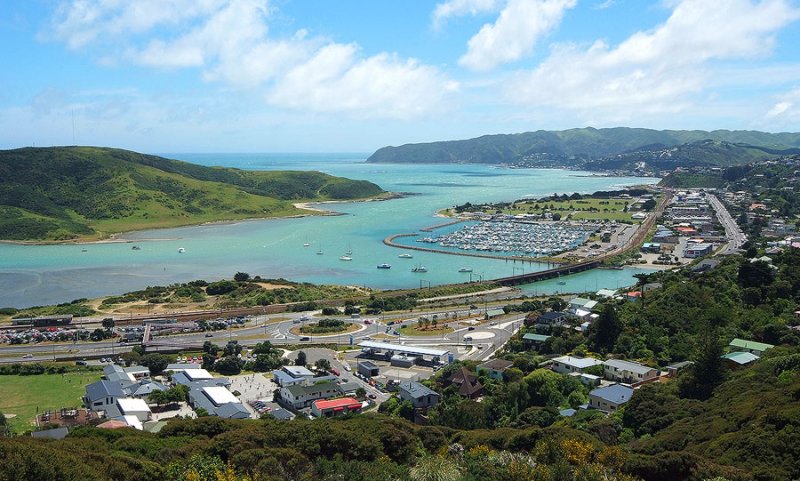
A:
0;146;384;241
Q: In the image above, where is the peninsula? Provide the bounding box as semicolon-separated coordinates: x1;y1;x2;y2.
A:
0;147;385;242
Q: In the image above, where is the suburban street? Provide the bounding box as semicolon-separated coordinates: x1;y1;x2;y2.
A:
708;194;747;254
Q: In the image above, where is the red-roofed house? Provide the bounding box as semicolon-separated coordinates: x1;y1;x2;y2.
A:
625;291;641;302
311;397;363;418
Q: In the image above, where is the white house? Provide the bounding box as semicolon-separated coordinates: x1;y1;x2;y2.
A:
603;359;659;384
551;356;603;375
279;381;343;410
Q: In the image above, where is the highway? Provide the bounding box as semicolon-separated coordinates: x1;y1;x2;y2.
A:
1;307;522;364
708;194;747;254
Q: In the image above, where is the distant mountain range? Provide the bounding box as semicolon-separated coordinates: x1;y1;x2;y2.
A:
0;147;384;241
367;127;800;170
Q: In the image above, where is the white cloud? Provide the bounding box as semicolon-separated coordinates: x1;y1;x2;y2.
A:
459;0;577;71
268;44;459;119
432;0;500;29
47;0;455;118
765;88;800;124
509;0;800;121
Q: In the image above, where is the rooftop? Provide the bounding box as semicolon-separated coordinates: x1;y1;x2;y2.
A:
358;340;449;357
722;351;760;365
522;333;551;342
603;359;656;375
282;365;314;378
478;358;514;372
399;381;439;399
183;369;214;381
590;384;634;404
729;338;775;352
203;386;240;406
553;356;603;369
116;397;150;414
313;397;362;410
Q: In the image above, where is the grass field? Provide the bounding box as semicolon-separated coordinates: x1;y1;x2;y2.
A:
398;325;454;337
0;372;101;434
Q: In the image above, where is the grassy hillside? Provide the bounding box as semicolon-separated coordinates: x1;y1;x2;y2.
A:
0;147;384;241
367;127;800;168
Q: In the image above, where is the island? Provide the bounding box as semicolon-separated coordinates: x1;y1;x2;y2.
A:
0;146;386;242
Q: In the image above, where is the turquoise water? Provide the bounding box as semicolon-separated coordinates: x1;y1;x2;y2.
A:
0;154;659;307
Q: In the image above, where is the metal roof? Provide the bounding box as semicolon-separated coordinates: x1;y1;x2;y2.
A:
399;381;439;399
203;386;239;406
603;359;657;375
522;333;551;342
590;384;634;404
116;397;150;414
722;351;760;365
729;338;774;352
358;340;449;357
553;355;603;369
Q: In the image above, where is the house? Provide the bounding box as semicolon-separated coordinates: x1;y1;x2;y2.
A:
534;311;569;328
603;359;659;384
357;361;380;378
279;381;343;410
445;367;483;399
84;380;128;412
551;356;603;375
625;291;641;302
477;358;514;381
569;298;598;313
722;351;760;368
311;397;363;418
522;333;551;349
399;381;440;409
272;365;315;387
570;372;601;387
588;384;634;412
188;386;250;419
729;338;774;357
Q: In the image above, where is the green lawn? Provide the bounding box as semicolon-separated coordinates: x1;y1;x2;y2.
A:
398;325;454;337
0;372;101;434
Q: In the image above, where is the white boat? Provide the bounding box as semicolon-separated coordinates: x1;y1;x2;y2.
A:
377;263;391;269
398;253;413;258
458;267;473;272
177;247;186;253
303;243;310;247
412;265;427;273
339;255;352;261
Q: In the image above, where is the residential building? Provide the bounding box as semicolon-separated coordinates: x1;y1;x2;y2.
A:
684;243;713;258
84;380;127;412
603;359;659;384
588;384;634;412
445;367;483;399
722;351;760;368
398;381;440;409
113;398;151;422
729;338;775;357
569;298;598;312
522;333;551;349
279;381;343;410
311;397;363;418
595;289;617;298
477;358;514;381
533;311;569;328
551;356;603;375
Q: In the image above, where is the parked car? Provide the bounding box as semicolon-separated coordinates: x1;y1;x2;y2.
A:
300;336;310;341
467;326;475;331
205;333;213;337
76;360;87;366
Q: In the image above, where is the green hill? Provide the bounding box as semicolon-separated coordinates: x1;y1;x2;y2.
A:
0;146;384;241
367;127;800;168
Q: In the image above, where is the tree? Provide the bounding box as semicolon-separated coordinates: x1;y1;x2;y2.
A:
101;318;115;329
355;387;367;400
738;260;775;288
589;303;622;353
233;272;250;282
295;351;307;366
223;341;242;357
202;341;221;355
214;356;242;375
139;353;170;375
315;358;331;372
679;328;726;400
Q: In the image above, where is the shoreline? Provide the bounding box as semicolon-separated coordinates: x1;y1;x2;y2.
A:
0;192;404;246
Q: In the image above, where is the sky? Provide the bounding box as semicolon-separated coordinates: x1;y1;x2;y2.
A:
2;0;800;153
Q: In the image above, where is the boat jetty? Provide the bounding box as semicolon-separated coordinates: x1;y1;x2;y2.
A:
416;220;600;257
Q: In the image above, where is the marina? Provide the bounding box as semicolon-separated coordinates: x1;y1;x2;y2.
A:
415;220;600;256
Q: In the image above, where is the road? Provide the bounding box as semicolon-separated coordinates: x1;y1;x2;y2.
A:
1;307;523;364
708;194;747;254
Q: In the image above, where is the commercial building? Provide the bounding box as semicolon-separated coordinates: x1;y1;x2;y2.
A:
188;386;250;419
357;360;380;378
279;381;343;410
272;365;315;387
311;397;363;418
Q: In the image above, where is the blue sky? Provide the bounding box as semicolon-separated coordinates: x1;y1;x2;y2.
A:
2;0;800;153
